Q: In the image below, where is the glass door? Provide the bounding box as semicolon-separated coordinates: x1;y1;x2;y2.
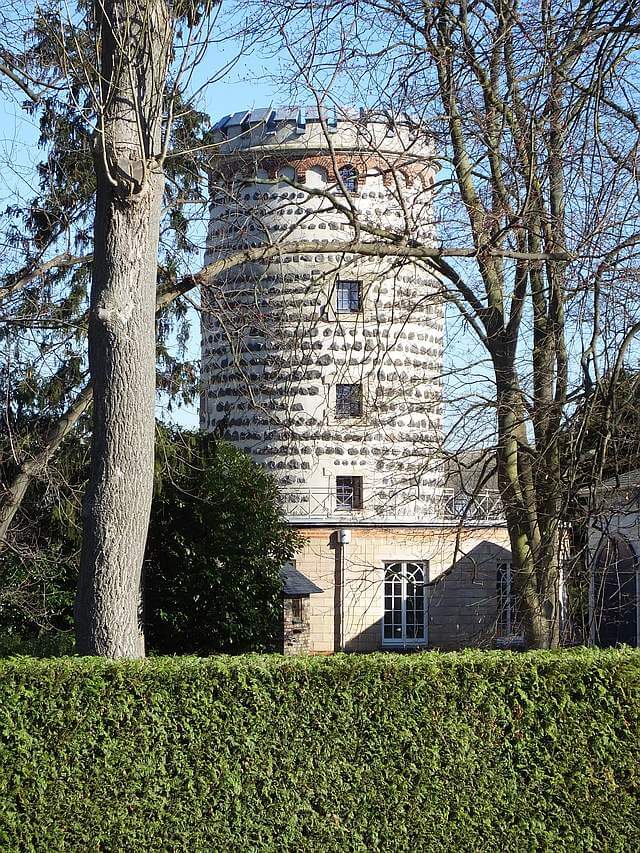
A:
383;562;427;645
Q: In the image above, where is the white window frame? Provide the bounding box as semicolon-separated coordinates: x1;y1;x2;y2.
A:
382;561;428;647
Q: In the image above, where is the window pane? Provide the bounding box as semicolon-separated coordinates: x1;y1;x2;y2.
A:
336;383;363;418
496;563;509;636
336;476;363;509
339;165;358;193
351;477;363;509
336;480;352;508
407;563;425;584
406;573;425;640
510;575;522;636
336;280;361;313
384;565;403;639
497;563;522;639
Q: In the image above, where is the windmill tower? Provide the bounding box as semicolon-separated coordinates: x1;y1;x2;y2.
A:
200;107;509;653
202;106;443;523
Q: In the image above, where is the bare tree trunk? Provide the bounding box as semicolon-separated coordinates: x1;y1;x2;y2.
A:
75;0;170;657
494;375;562;649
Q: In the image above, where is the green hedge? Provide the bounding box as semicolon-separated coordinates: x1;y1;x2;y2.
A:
0;650;639;851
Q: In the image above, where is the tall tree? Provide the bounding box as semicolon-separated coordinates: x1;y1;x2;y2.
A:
73;0;172;656
258;0;640;646
0;1;206;656
145;428;301;654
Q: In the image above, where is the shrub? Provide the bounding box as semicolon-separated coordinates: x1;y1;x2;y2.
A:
0;649;638;851
0;629;74;658
145;430;302;654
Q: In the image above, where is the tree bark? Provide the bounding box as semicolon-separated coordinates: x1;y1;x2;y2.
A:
494;368;562;649
74;0;170;657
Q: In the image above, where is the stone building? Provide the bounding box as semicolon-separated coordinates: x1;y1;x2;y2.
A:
201;106;515;653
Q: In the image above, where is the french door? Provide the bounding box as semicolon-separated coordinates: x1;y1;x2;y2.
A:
383;561;427;645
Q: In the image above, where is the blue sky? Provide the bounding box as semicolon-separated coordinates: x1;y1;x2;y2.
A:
157;41;286;426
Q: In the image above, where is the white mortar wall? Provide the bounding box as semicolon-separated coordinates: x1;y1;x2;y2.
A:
201;111;443;520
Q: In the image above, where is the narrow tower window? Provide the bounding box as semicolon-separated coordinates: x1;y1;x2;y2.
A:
278;166;296;182
339;164;358;193
306;165;328;187
336;383;363;418
336;476;363;510
336;280;361;313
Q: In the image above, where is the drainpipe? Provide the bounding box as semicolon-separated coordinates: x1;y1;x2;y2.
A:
338;529;351;651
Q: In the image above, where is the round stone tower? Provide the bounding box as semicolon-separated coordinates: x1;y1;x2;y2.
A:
201;106;443;522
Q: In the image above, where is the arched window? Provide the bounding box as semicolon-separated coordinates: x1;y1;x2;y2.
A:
383;561;426;644
366;168;384;190
278;166;296;183
338;164;358;193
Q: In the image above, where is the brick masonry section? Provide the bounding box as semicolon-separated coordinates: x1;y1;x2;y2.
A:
212;153;432;188
283;596;312;655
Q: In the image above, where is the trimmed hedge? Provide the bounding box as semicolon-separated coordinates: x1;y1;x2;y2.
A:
0;650;639;851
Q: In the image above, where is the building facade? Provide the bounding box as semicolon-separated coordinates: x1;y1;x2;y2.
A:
202;106;514;652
